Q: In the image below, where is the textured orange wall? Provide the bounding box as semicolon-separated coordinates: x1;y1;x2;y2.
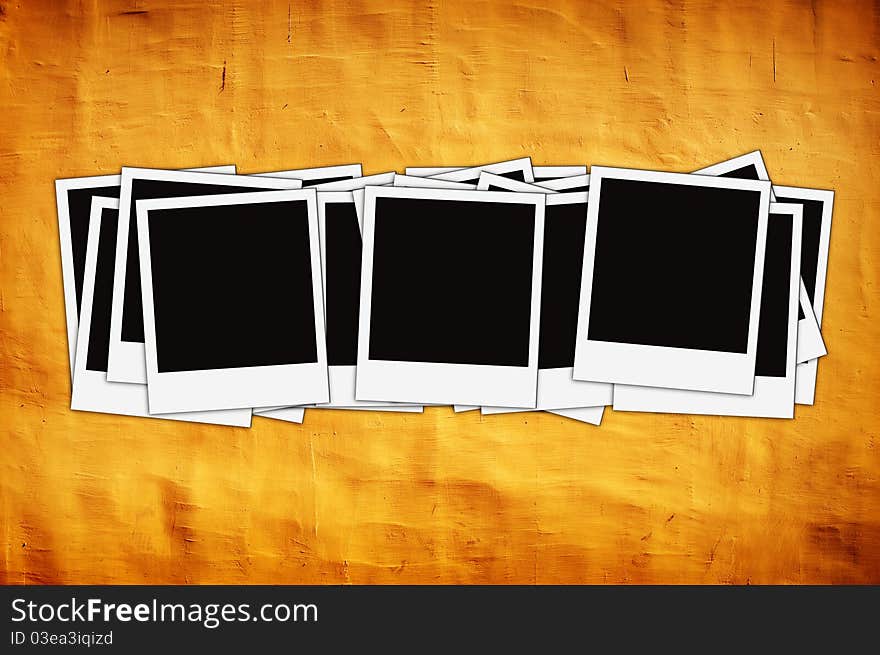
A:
1;0;878;584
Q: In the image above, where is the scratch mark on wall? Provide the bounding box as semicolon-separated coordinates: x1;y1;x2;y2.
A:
706;536;722;571
772;38;777;82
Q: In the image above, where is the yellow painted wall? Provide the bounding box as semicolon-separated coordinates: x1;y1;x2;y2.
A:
1;0;878;584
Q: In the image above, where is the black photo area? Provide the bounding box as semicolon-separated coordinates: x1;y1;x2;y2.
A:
715;164;821;321
754;212;794;378
555;185;589;193
300;176;354;187
121;179;287;344
710;161;809;321
538;202;588;369
66;185;120;315
368;197;536;366
147;200;318;372
587;178;762;353
85;207;120;372
458;169;526;184
324;202;362;366
717;162;810;320
773;195;824;322
719;164;760;181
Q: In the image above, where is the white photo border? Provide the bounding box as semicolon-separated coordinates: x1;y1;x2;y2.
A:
476;172;554;193
355;186;545;407
312;172;396;191
393;175;475;189
255;407;305;423
613;203;803;418
771;185;834;405
137;189;329;413
252;164;363;183
315;191;419;409
535;174;590;191
428;157;535;184
797;280;826;362
533;166;588;180
404;167;464;176
572;166;772;395
548;406;604;425
480;190;613;411
56;173;120;381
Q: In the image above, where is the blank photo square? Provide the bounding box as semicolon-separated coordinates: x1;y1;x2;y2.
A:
107;168;301;385
370;199;533;365
60;181;120;318
71;197;251;427
356;186;544;407
540;198;591;368
773;188;833;326
151;203;316;372
474;176;611;412
614;203;803;418
315;192;417;409
484;193;615;410
324;197;362;367
56;165;233;379
138;190;328;413
588;181;757;351
772;185;834;405
573;167;771;394
530;194;613;409
753;210;797;379
692;151;825;364
83;202;119;376
56;174;120;378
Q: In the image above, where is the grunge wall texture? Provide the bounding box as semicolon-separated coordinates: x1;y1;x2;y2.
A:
1;0;878;584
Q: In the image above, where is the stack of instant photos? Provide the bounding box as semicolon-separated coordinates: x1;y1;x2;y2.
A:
56;153;832;427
